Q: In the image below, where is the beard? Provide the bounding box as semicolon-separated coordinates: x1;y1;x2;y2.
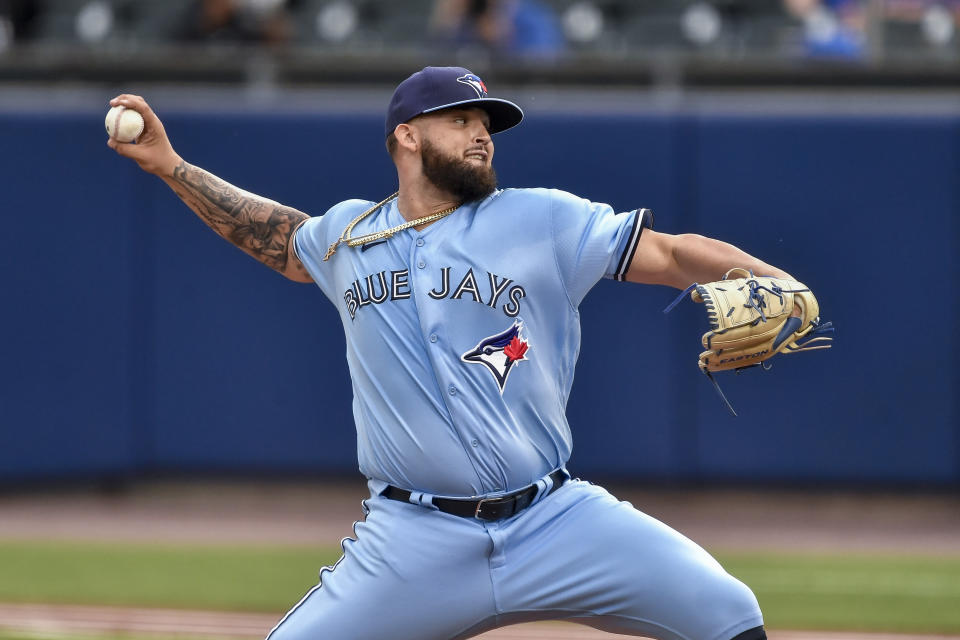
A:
421;138;497;203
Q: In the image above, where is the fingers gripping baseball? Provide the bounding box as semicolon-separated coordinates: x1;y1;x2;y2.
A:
106;95;182;176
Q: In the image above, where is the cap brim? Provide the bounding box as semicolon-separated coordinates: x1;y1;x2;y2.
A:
422;98;524;135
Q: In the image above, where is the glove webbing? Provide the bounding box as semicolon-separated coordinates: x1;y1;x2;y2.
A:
786;318;835;352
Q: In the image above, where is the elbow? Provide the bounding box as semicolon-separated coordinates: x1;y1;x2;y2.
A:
283;268;315;284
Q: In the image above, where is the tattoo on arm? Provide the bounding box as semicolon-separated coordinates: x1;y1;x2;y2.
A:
168;161;309;275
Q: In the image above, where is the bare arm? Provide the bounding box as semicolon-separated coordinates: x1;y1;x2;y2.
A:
161;162;311;281
106;94;312;283
626;229;792;289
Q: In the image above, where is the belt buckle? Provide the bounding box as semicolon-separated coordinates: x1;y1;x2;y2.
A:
475;495;516;520
474;491;525;521
474;497;496;520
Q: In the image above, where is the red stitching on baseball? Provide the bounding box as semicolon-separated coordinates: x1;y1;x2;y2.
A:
112;106;125;141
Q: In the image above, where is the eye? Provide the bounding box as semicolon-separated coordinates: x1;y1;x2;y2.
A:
483;347;494;355
454;117;466;125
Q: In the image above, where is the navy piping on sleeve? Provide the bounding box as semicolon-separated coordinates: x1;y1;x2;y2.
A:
291;218;310;263
614;208;654;282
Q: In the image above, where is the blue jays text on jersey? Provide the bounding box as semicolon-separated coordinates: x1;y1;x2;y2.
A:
342;266;527;320
295;188;652;498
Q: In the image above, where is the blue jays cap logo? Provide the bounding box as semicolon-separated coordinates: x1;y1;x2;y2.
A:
457;73;488;98
461;320;530;393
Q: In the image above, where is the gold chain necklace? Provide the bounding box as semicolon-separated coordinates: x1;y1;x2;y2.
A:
323;192;460;261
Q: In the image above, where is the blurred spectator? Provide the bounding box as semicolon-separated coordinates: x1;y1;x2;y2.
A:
784;0;867;58
0;0;39;49
885;0;960;20
885;0;960;47
176;0;293;45
430;0;564;60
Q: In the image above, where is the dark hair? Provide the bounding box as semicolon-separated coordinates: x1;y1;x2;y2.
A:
386;132;398;157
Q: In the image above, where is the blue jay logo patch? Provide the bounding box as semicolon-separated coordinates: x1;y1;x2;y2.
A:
461;320;530;393
457;73;488;98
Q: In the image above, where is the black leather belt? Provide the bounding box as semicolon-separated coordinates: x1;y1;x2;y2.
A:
382;469;568;522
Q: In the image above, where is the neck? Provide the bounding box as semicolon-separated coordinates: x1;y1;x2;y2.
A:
396;176;460;223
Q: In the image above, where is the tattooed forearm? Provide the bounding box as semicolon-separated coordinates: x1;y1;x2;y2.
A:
167;161;309;274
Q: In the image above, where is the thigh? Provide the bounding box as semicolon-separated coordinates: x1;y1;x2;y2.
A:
267;496;496;640
495;481;763;640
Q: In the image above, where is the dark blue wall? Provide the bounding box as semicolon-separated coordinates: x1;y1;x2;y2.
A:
1;106;956;486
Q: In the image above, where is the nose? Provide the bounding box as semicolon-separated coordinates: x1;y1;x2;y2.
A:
472;122;491;144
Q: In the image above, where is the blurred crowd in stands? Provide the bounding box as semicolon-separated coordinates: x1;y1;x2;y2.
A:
1;0;958;62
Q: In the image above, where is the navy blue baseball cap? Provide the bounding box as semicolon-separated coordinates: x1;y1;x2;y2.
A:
385;66;524;138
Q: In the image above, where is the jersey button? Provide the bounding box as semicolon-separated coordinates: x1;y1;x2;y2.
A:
417;260;426;269
429;334;438;343
416;238;425;247
471;439;479;447
448;385;457;396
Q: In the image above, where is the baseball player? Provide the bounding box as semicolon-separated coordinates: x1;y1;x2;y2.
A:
107;67;791;640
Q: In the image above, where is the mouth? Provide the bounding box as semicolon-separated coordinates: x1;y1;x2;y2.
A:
464;148;488;163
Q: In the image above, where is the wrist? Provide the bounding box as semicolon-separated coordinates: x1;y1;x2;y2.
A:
767;268;793;280
158;153;184;178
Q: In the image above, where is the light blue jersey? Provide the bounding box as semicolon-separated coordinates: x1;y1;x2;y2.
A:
295;188;651;497
271;65;764;640
277;187;763;640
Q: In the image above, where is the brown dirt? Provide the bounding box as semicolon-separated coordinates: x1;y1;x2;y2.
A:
1;603;958;640
1;479;957;554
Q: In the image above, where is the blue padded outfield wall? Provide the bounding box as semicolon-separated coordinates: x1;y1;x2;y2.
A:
1;99;957;486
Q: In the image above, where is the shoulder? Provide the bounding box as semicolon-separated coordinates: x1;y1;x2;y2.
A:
478;187;578;212
470;189;552;231
324;198;378;223
544;188;598;210
486;187;561;201
491;188;597;209
298;198;375;239
294;198;379;266
474;189;604;231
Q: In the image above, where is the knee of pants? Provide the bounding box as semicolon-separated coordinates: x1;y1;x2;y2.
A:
703;571;763;634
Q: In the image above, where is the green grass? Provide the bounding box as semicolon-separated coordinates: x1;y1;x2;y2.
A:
0;542;959;634
715;551;960;634
0;541;341;612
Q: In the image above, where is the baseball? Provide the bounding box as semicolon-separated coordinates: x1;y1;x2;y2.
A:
105;105;144;143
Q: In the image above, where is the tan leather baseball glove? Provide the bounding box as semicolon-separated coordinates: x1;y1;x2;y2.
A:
665;268;834;414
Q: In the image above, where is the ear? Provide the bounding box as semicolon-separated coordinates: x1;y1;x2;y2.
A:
395;123;419;153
